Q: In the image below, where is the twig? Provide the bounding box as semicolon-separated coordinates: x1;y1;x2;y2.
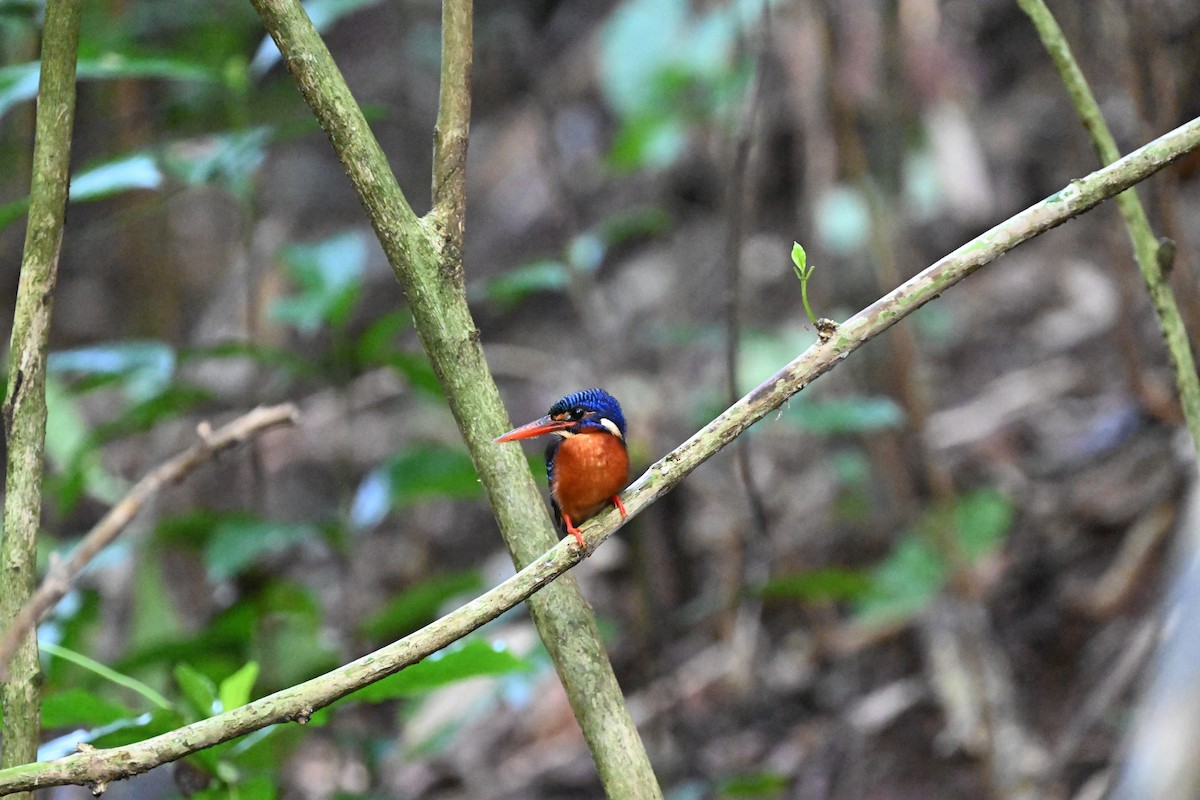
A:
1017;0;1200;459
0;404;299;681
721;8;772;687
430;0;470;225
0;112;1196;797
0;0;82;787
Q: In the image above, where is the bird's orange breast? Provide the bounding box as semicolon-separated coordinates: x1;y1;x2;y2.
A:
550;432;629;523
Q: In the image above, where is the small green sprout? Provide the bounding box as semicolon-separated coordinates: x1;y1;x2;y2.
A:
790;241;818;325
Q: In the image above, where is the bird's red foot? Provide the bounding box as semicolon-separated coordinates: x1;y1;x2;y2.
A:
612;495;627;520
563;515;586;549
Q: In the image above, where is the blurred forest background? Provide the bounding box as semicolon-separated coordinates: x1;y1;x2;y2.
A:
3;0;1200;798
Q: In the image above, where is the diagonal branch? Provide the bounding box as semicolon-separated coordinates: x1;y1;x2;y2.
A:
0;404;299;681
0;112;1196;797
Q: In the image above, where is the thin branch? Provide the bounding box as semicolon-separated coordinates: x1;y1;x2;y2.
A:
1;0;83;789
0;404;300;681
0;112;1196;797
721;11;772;686
431;0;471;221
1017;0;1200;457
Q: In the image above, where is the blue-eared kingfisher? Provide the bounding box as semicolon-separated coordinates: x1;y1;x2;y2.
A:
494;388;630;548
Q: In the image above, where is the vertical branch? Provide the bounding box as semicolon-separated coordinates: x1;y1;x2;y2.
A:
249;2;663;796
1016;0;1200;457
431;0;471;225
0;0;83;791
720;13;772;686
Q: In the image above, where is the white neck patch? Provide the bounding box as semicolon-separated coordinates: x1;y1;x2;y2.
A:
599;417;623;439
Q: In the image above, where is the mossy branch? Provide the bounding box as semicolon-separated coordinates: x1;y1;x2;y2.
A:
0;0;82;793
1017;0;1200;455
0;110;1196;798
247;1;662;795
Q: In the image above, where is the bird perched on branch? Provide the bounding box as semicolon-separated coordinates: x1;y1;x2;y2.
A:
494;388;629;548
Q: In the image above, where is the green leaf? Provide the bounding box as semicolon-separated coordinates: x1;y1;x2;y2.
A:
218;662;259;712
0;56;217;121
790;241;807;275
190;774;277;800
345;639;532;703
354;312;443;396
40;707;185;759
39;641;174;712
228;776;276;800
597;206;671;243
350;445;482;528
41;689;134;729
854;489;1014;626
609;114;688;172
0;62;48;121
474;259;570;310
354;310;411;364
0;152;165;231
70;153;163;201
0;1;40;23
90;383;214;444
175;662;220;719
954;488;1014;560
49;340;176;400
88;708;184;750
757;568;871;603
271;230;368;333
182;341;321;379
598;0;759;169
787;396;905;435
598;0;690;117
0;197;29;230
854;536;945;626
253;582;340;688
76;54;221;83
719;771;789;797
203;517;323;580
161;127;273;201
359;571;484;641
44;377;127;507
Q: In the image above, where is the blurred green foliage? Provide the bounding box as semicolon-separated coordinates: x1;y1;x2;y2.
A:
359;570;484;641
598;0;767;170
339;639;532;704
762;489;1014;627
350;445;484;530
718;770;789;798
469;207;669;310
273;231;368;335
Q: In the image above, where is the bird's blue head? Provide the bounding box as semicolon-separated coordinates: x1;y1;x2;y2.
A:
494;387;627;443
549;388;626;439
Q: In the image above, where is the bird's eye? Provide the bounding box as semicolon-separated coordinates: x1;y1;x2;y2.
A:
572;406;586;418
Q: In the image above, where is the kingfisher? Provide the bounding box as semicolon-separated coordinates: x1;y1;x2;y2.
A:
494;388;630;548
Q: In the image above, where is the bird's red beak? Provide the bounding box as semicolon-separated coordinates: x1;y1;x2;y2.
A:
494;415;571;443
